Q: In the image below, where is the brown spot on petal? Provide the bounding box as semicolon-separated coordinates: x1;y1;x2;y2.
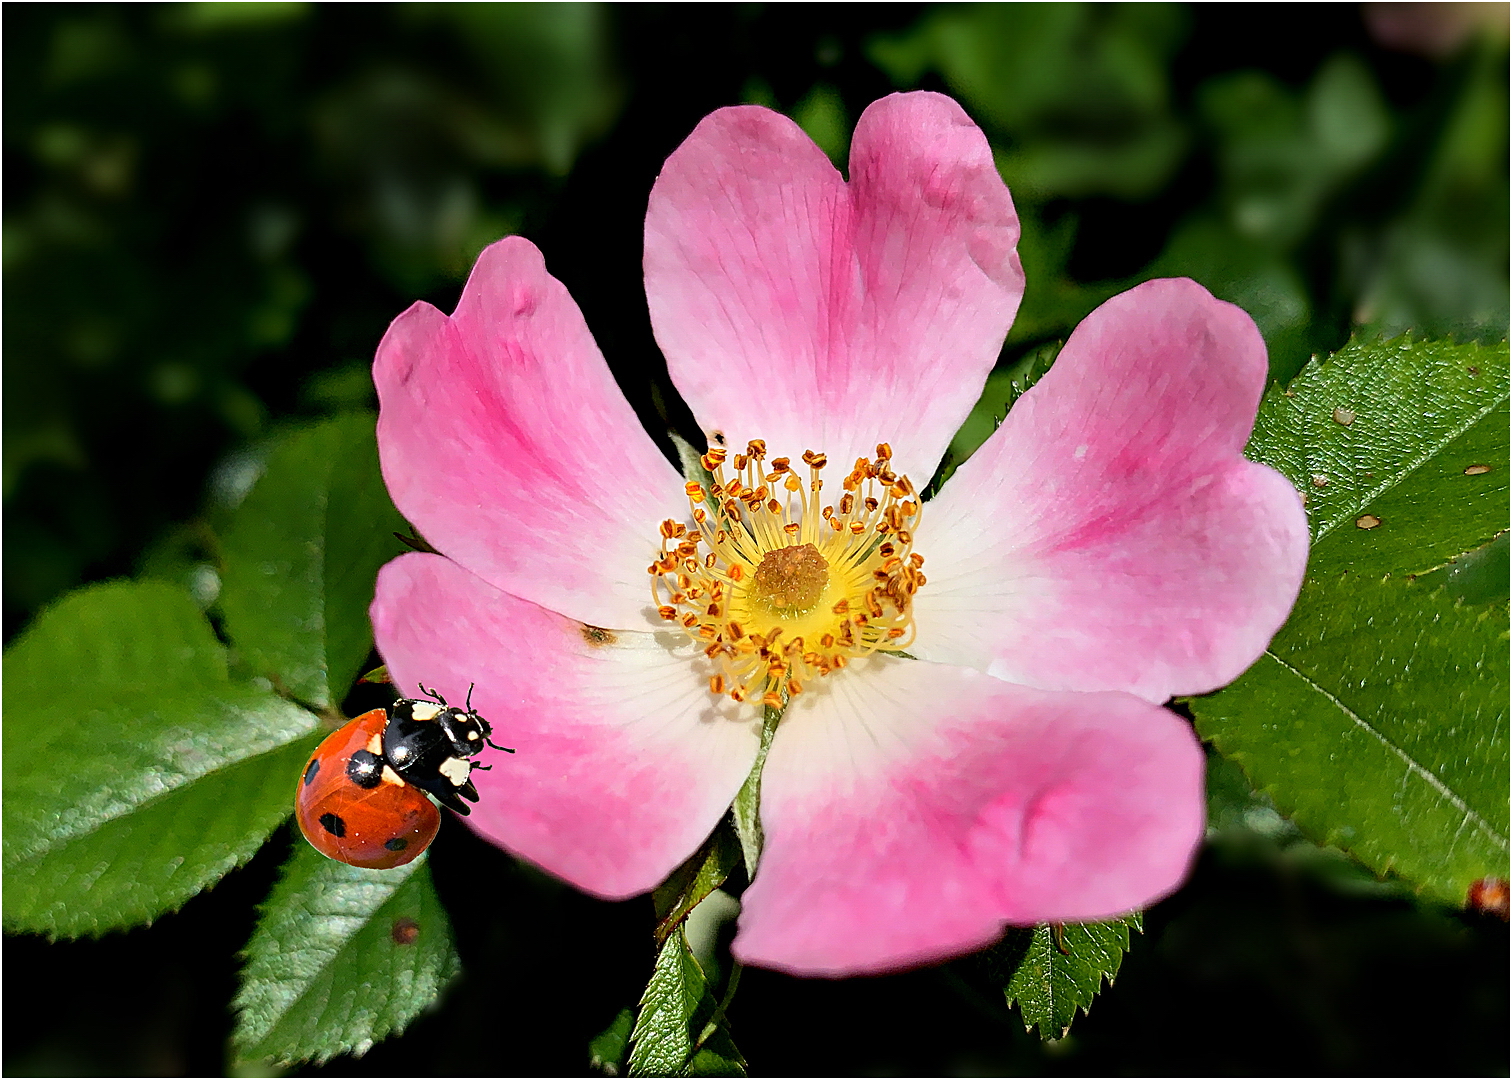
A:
1464;464;1492;476
1333;407;1356;426
581;625;617;647
1356;514;1382;530
1311;474;1329;487
392;917;421;944
1467;877;1509;919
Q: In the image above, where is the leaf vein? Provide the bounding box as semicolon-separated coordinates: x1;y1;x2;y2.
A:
1262;650;1508;851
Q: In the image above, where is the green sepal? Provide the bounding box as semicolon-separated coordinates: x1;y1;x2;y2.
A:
231;843;461;1066
730;706;782;879
653;822;745;947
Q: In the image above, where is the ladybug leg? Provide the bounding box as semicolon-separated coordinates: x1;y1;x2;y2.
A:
417;683;449;706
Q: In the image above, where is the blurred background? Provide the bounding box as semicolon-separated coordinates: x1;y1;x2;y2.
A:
4;3;1507;1075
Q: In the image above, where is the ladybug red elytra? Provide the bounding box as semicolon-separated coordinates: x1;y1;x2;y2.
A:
296;685;512;869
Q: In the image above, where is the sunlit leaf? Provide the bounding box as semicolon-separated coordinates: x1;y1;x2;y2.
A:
2;581;321;936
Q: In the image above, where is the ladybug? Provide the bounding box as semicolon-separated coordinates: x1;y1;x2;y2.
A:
296;684;511;869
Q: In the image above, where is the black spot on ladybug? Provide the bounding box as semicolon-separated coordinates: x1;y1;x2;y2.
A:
346;749;384;789
303;758;321;786
319;812;347;838
384;837;409;852
392;917;420;945
581;624;617;647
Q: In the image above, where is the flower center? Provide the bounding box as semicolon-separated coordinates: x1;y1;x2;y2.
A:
753;543;828;613
649;440;926;710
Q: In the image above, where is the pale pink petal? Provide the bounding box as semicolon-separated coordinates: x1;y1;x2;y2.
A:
645;91;1024;484
374;236;686;632
912;278;1309;703
371;553;761;899
733;657;1204;976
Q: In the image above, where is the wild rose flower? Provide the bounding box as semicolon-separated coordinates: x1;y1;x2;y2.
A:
369;92;1308;976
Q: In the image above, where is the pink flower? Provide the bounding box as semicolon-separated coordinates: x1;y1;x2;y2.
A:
369;92;1308;976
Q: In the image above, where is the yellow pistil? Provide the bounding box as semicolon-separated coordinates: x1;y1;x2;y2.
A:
649;439;926;707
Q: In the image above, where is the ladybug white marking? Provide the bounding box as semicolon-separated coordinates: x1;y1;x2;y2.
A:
438;756;471;788
409;701;443;722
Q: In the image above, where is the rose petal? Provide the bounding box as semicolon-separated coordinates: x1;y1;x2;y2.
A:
732;657;1204;976
374;236;685;632
913;278;1309;703
371;552;761;899
645;91;1024;484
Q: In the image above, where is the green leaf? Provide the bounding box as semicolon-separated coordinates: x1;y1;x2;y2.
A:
3;581;322;936
1190;335;1511;905
653;823;744;946
1193;574;1508;905
629;928;745;1078
218;414;409;709
589;1008;635;1076
988;914;1143;1039
1246;335;1509;578
232;843;461;1066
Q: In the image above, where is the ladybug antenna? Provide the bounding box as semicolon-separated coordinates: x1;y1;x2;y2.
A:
465;682;476;712
486;738;516;754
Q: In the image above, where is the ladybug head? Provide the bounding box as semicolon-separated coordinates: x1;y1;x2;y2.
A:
416;683;513;756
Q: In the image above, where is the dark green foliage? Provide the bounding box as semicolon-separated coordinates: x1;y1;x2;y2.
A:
589;1008;636;1075
2;581;321;936
232;844;461;1066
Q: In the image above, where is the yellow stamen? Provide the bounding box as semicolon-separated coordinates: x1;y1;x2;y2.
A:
649;440;924;706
